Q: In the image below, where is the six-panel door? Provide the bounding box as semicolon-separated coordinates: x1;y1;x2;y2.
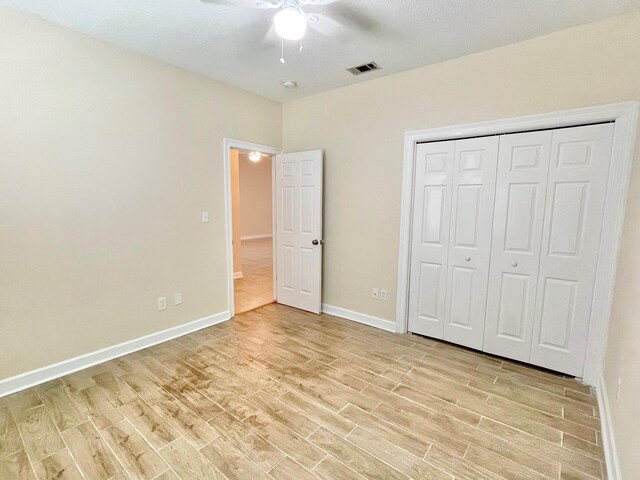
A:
275;150;323;314
483;131;552;361
443;137;499;349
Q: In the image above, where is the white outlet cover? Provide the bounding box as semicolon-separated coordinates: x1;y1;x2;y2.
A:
158;297;167;311
175;292;182;305
380;289;387;301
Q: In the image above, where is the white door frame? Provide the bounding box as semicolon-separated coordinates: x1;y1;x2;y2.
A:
223;138;283;318
396;102;639;386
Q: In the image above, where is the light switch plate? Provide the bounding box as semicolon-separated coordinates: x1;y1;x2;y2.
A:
175;292;182;305
201;211;209;223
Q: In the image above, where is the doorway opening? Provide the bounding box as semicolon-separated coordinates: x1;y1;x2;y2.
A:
230;147;276;314
224;139;324;317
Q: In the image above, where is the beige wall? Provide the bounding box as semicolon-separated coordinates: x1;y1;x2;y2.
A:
283;11;640;477
0;7;281;379
604;140;640;477
238;154;273;238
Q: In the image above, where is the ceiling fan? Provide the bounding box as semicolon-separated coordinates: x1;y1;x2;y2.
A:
255;0;336;41
201;0;377;64
254;0;342;63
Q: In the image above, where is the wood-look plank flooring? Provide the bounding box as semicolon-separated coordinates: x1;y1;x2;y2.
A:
0;304;606;479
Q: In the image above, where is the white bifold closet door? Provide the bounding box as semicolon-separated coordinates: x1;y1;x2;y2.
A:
443;137;499;349
483;123;613;375
407;141;455;338
408;122;614;376
483;130;553;361
529;124;613;375
408;137;498;349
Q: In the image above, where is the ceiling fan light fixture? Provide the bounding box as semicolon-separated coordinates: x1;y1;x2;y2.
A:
248;152;262;162
274;6;307;40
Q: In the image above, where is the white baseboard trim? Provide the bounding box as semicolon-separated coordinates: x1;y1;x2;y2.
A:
234;271;244;279
0;311;231;398
240;234;272;240
321;304;396;333
597;377;622;479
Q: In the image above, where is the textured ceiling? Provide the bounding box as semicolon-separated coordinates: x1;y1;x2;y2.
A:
3;0;640;101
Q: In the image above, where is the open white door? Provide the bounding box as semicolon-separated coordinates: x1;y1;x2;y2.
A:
275;150;323;314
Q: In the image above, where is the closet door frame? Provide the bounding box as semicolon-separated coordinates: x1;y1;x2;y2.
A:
396;101;638;387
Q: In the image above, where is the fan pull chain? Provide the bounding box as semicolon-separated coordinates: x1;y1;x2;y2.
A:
280;37;285;64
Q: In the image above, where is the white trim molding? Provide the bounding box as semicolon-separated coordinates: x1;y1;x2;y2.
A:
597;378;622;479
0;311;230;398
240;234;273;241
223;138;282;318
396;101;639;386
322;304;397;333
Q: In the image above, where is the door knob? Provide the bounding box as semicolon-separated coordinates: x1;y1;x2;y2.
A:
312;239;324;246
512;261;518;267
465;256;471;262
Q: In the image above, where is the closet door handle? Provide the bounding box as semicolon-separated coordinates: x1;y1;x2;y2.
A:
465;256;471;262
512;261;518;267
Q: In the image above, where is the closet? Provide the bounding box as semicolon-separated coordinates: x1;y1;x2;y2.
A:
407;123;614;376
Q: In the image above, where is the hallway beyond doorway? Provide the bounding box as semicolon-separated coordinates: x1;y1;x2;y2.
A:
234;237;274;314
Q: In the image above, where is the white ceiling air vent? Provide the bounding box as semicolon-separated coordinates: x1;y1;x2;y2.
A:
346;62;381;76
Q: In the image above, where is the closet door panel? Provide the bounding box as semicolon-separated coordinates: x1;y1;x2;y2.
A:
408;141;455;338
443;137;499;349
530;124;614;376
484;131;552;361
495;273;530;337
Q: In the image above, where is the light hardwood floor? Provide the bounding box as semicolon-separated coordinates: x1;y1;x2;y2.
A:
0;304;605;480
234;237;274;314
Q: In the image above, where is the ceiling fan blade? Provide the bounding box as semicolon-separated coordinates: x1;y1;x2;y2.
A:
256;0;282;8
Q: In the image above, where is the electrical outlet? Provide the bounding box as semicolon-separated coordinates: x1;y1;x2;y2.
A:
158;297;167;311
617;378;622;401
380;289;387;301
201;211;209;223
372;288;379;300
175;292;182;305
